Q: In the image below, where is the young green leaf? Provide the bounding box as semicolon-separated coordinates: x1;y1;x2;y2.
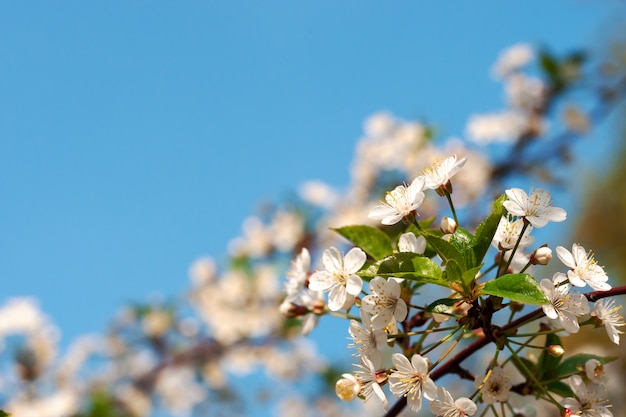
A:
471;193;506;265
554;354;617;380
449;227;477;268
332;225;393;260
426;298;459;314
359;252;447;287
422;230;466;269
481;274;549;305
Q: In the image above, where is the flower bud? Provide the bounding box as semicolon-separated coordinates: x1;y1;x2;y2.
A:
440;216;457;234
312;299;326;315
530;245;552;265
547;344;565;357
335;374;360;401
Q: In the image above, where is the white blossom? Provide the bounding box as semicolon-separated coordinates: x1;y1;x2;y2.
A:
503;188;566;228
398;232;426;254
348;309;387;364
491;43;534;78
308;247;365;311
389;353;437;413
585;359;608;385
429;386;477;417
421;155;467;190
592;298;625;345
560;375;612;417
354;355;388;411
492;215;534;251
475;367;512;405
556;244;611;291
284;248;311;301
361;277;408;329
540;272;589;334
368;176;426;225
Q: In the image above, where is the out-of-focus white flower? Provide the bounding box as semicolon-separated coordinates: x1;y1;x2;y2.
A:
270;209;305;252
188;257;217;286
348;309;387;364
475;366;512;404
540;272;589;334
466;110;528;144
421;155;467;191
155;366;206;416
116;384;152;417
503;188;566;228
6;389;79;417
492;43;534;78
388;353;437;413
592;298;625;345
492;215;534;251
398;232;426;254
368;177;426;225
364;111;395;137
361;277;408;329
556;244;611;291
284;248;311;301
228;216;273;258
505;74;546;109
299;180;339;209
142;310;172;338
354;355;388;411
308;247;365;311
561;375;612;417
429;386;477;417
585;359;608;384
0;298;48;337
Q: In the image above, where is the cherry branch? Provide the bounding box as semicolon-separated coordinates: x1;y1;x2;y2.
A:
383;285;626;417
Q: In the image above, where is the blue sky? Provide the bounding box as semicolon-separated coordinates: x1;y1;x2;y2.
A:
0;1;617;347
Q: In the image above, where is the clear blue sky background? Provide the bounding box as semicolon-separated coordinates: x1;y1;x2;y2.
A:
0;1;618;350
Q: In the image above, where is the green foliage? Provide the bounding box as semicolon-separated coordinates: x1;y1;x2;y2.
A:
422;231;466;269
73;391;134;417
0;410;10;417
449;227;477;268
426;298;460;313
333;225;393;260
481;274;549;304
471;193;506;264
359;252;448;287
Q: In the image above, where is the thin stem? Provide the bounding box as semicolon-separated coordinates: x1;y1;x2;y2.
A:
501;221;530;276
445;190;459;225
387;326;459;339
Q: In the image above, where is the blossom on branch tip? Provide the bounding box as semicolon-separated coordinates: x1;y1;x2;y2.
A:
348;309;387;364
361;276;408;330
353;355;388;411
540;272;589;334
421;155;467;192
492;215;534;251
592;298;625;345
308;247;366;311
556;244;611;291
503;188;566;228
284;248;311;301
475;366;512;405
388;353;437;413
585;359;608;384
368;176;426;225
429;386;477;417
560;375;613;417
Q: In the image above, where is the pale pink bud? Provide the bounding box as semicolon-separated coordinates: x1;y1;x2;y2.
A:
530;245;552;265
440;216;457;234
548;344;565;357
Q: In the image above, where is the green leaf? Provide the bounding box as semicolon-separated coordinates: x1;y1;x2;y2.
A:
449;227;477;268
445;259;463;284
554;354;617;379
481;274;549;305
546;381;573;397
426;298;459;313
422;230;466;269
0;411;10;417
462;264;483;287
359;252;447;287
333;225;393;260
471;193;506;265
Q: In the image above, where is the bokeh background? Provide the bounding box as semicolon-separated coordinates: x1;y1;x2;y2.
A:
2;1;626;416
